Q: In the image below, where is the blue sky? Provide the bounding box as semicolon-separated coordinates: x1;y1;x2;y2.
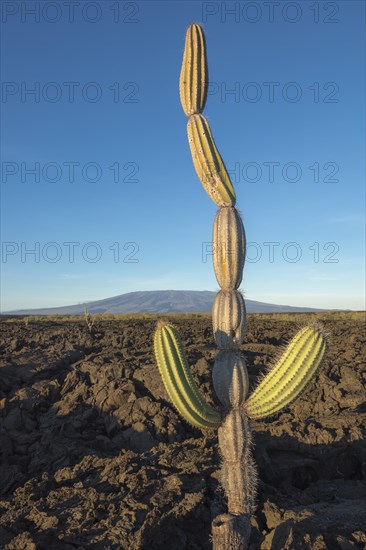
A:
1;0;365;311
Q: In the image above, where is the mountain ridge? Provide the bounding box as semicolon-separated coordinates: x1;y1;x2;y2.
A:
3;290;328;315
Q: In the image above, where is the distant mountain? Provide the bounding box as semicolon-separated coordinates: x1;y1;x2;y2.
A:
3;290;326;315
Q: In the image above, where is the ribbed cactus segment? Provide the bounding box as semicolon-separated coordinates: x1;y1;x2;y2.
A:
179;24;208;116
213;206;245;290
221;453;257;516
213;290;246;350
245;326;327;419
154;322;221;429
187;114;236;207
219;409;257;515
213;351;249;408
218;408;246;463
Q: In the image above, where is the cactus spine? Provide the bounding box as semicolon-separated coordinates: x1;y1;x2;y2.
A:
154;23;327;550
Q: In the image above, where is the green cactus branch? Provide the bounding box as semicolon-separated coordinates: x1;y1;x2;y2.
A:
245;325;327;419
154;322;221;429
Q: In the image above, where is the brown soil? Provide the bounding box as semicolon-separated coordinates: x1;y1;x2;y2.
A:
0;315;365;549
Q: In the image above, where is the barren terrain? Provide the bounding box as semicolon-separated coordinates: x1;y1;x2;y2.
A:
0;313;365;549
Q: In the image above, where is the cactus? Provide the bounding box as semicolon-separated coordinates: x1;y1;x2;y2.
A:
212;207;246;290
179;23;208;116
154;321;221;429
212;351;248;408
218;409;257;515
154;23;327;550
187;114;236;206
245;325;327;419
212;290;246;350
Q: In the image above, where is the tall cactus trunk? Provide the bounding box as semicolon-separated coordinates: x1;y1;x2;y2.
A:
154;22;327;550
180;27;255;546
212;411;256;549
211;206;254;549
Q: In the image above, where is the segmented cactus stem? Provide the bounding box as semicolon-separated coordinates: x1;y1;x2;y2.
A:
212;290;246;350
213;206;246;290
154;322;221;429
219;409;257;515
187;114;236;206
245;325;327;419
213;351;249;408
179;23;208;116
156;21;328;550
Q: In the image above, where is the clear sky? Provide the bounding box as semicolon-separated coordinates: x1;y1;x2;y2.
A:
1;0;365;311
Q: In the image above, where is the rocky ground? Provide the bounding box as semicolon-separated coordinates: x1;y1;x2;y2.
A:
0;314;365;549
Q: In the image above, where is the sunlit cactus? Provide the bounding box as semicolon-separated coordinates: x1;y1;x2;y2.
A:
154;23;327;550
179;23;208;116
245;325;327;419
212;290;246;350
212;206;246;290
187;114;236;206
154;321;220;429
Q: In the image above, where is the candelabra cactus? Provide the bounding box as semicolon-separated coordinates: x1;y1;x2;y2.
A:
154;23;327;550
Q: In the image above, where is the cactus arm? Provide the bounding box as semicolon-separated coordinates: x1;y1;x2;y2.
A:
244;326;327;419
179;23;208;116
154;322;221;429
